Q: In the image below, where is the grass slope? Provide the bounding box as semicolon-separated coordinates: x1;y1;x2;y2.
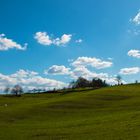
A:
0;84;140;140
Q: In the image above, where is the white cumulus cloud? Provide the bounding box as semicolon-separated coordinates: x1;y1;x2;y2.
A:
44;57;127;85
34;32;72;46
45;65;71;75
70;66;119;85
71;57;113;69
34;32;52;46
128;49;140;58
119;67;140;75
54;34;72;46
0;34;27;51
0;69;66;91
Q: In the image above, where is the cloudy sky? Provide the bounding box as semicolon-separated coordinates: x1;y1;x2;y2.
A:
0;0;140;91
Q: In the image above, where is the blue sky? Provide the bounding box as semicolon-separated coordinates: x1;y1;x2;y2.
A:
0;0;140;90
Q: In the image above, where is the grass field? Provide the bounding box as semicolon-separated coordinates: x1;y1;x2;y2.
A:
0;84;140;140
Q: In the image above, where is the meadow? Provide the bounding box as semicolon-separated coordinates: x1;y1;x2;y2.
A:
0;84;140;140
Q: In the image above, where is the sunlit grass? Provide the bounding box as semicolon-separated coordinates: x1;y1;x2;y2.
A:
0;84;140;139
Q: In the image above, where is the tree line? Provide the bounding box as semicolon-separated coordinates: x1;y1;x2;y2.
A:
69;77;109;89
4;85;23;96
3;75;124;96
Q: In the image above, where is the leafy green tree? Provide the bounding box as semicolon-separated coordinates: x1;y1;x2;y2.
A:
69;77;109;89
91;78;108;88
75;77;90;88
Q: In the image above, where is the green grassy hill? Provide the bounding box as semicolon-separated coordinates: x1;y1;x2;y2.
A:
0;84;140;140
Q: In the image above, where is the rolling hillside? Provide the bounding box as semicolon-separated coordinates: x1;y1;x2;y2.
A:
0;84;140;140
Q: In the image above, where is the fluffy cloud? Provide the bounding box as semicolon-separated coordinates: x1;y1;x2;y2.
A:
71;57;113;69
0;34;27;51
34;32;52;46
70;66;118;85
45;65;71;75
119;67;140;75
11;69;38;78
131;11;140;25
46;64;118;85
128;49;140;58
45;56;115;84
54;34;72;46
34;32;72;46
0;69;66;91
71;66;94;79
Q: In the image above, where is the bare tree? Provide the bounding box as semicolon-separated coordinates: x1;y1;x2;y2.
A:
116;75;122;85
11;85;23;96
4;86;10;94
